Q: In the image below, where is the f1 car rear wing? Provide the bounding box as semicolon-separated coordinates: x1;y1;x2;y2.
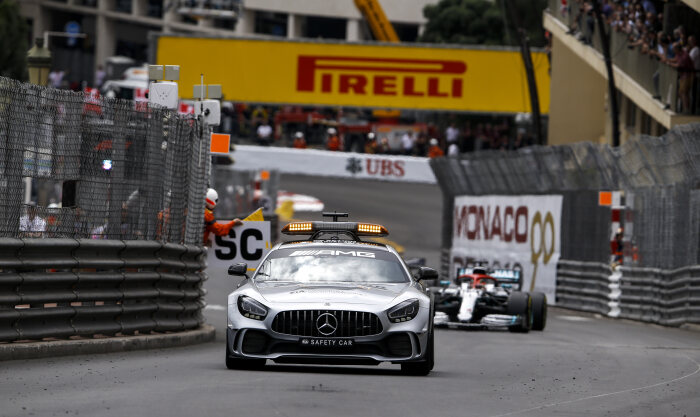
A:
456;267;522;290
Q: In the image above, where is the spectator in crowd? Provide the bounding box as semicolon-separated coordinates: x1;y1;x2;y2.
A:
292;131;307;149
401;131;415;155
414;133;428;156
48;70;65;89
377;136;391;154
256;119;273;146
445;123;459;147
667;42;695;112
689;36;700;70
447;142;459;157
19;202;46;238
94;65;106;88
326;127;341;151
364;132;378;154
427;138;444;158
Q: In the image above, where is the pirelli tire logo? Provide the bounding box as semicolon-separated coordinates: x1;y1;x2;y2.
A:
296;56;467;98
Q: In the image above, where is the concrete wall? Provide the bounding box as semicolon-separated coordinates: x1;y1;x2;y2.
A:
547;36;608;145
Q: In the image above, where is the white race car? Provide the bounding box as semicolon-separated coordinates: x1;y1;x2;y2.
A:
432;267;547;332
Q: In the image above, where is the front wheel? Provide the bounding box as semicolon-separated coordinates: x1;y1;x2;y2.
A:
530;292;547;331
401;330;434;376
506;291;532;333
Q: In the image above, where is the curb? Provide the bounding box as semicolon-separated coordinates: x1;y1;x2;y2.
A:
0;325;216;361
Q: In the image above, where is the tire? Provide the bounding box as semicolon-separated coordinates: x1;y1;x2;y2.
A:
226;333;266;370
401;329;434;376
506;291;532;333
530;292;547;331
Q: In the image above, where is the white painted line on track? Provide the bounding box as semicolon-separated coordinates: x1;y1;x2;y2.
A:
489;354;700;417
204;304;226;311
558;316;591;322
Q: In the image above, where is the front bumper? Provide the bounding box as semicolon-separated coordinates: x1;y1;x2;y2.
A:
226;327;429;364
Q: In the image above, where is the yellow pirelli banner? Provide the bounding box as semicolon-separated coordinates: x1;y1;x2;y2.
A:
156;36;550;114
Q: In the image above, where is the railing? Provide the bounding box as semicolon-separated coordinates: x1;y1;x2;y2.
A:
0;239;206;342
556;260;615;316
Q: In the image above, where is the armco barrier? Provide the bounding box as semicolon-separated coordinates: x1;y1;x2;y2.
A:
0;238;206;343
556;260;617;316
618;265;700;327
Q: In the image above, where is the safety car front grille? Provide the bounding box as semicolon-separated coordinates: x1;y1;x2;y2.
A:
271;310;383;337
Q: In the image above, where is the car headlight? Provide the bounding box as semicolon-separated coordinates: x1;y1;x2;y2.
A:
237;295;268;320
387;299;420;323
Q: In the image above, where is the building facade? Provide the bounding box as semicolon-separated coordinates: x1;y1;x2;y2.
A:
19;0;435;85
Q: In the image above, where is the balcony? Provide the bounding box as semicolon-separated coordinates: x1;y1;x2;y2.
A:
177;0;241;20
546;0;699;118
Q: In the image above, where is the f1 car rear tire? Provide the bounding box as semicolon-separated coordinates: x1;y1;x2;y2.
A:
226;334;266;370
530;292;547;331
506;292;532;333
401;330;434;376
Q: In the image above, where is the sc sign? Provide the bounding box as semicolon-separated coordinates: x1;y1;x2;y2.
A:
207;221;271;271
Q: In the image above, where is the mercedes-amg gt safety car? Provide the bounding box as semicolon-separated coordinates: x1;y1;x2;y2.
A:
432;267;547;332
225;213;437;375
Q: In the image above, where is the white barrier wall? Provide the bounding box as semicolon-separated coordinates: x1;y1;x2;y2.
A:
450;195;563;304
230;146;436;184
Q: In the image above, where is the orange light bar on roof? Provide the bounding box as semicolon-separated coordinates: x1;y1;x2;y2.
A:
357;223;388;236
282;222;313;234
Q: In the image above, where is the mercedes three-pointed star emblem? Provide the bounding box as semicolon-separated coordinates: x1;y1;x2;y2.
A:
316;313;338;336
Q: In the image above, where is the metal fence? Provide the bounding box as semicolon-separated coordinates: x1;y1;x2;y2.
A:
0;76;208;245
431;123;700;272
0;238;206;342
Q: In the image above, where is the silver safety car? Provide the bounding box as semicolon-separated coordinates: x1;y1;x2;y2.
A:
225;213;436;375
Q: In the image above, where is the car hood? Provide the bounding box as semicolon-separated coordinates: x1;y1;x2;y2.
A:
254;281;409;305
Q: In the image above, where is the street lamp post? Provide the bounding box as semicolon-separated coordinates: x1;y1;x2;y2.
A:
26;38;52;86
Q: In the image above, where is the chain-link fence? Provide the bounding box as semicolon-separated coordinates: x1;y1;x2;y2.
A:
0;76;207;245
432;123;700;270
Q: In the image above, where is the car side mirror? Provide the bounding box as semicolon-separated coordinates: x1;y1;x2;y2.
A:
416;266;438;281
228;263;248;276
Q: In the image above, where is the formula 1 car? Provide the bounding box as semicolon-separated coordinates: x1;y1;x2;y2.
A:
432;267;547;332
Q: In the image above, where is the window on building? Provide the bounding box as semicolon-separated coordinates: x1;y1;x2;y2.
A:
392;23;419;42
75;0;97;7
148;0;163;18
304;16;346;40
115;0;132;14
254;12;288;37
213;18;235;30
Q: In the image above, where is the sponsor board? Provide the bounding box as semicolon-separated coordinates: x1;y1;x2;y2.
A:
207;221;271;277
450;195;562;304
156;36;550;113
227;145;435;184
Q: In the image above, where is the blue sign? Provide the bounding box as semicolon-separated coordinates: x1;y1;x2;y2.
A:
65;21;80;47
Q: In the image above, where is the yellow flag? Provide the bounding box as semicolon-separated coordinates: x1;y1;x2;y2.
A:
244;208;264;221
275;200;294;222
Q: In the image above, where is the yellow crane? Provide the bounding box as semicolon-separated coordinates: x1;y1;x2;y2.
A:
353;0;400;43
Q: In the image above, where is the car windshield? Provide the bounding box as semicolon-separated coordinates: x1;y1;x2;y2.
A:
254;247;409;283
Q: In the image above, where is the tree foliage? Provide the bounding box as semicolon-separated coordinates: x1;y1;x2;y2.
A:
0;0;28;81
420;0;548;47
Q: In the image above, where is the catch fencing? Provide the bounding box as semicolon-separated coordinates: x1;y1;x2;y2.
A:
0;76;208;245
0;77;211;342
431;123;700;326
